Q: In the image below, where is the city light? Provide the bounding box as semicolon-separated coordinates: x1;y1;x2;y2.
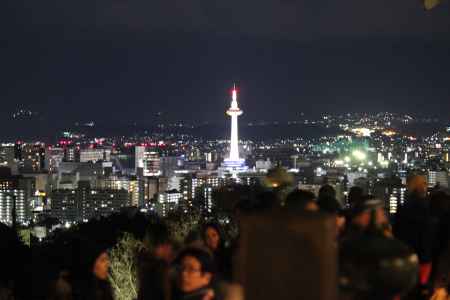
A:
351;128;373;137
382;130;397;136
380;160;389;167
1;101;449;245
352;150;367;161
334;160;344;166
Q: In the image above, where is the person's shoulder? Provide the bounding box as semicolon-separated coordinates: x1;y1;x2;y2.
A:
401;197;428;215
177;288;215;300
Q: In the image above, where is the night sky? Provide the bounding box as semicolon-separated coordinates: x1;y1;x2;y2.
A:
1;0;450;129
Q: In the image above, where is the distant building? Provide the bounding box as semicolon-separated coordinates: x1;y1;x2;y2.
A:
204;151;220;163
111;153;135;176
50;189;78;223
250;147;297;169
135;146;145;174
428;171;449;188
22;173;49;193
80;148;111;163
50;185;130;223
238;173;265;186
179;174;226;213
202;186;214;213
0;143;16;167
143;151;161;177
156;190;182;216
168;172;187;191
346;172;368;186
373;177;405;216
182;160;203;171
100;176;140;207
255;159;272;172
56;162;104;189
142;176;167;204
64;146;79;162
45;147;65;172
0;171;35;225
80;186;128;221
160;156;180;177
19;143;45;173
389;187;407;215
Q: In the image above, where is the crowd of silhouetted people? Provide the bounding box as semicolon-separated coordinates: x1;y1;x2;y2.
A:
1;173;450;300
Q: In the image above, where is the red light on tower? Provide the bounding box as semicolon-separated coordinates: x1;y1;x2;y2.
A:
230;84;239;95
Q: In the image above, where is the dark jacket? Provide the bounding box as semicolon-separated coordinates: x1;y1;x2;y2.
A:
137;252;170;300
212;247;233;282
394;194;436;263
433;245;450;289
433;212;450;262
72;277;114;300
432;213;450;288
173;286;216;300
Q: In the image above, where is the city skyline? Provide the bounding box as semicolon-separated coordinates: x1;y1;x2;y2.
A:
2;2;450;299
0;109;448;143
1;0;450;226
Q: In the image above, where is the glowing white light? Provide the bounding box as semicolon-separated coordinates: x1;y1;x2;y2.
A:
334;160;344;166
226;85;243;161
351;128;373;137
352;150;367;161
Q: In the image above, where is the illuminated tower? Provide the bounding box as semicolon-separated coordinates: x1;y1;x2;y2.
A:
227;85;242;161
220;85;247;176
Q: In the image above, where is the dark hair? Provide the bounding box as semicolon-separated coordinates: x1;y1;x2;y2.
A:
145;222;171;248
317;196;343;214
285;189;316;210
348;186;365;207
175;248;216;274
72;237;109;279
202;222;224;249
318;184;336;199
